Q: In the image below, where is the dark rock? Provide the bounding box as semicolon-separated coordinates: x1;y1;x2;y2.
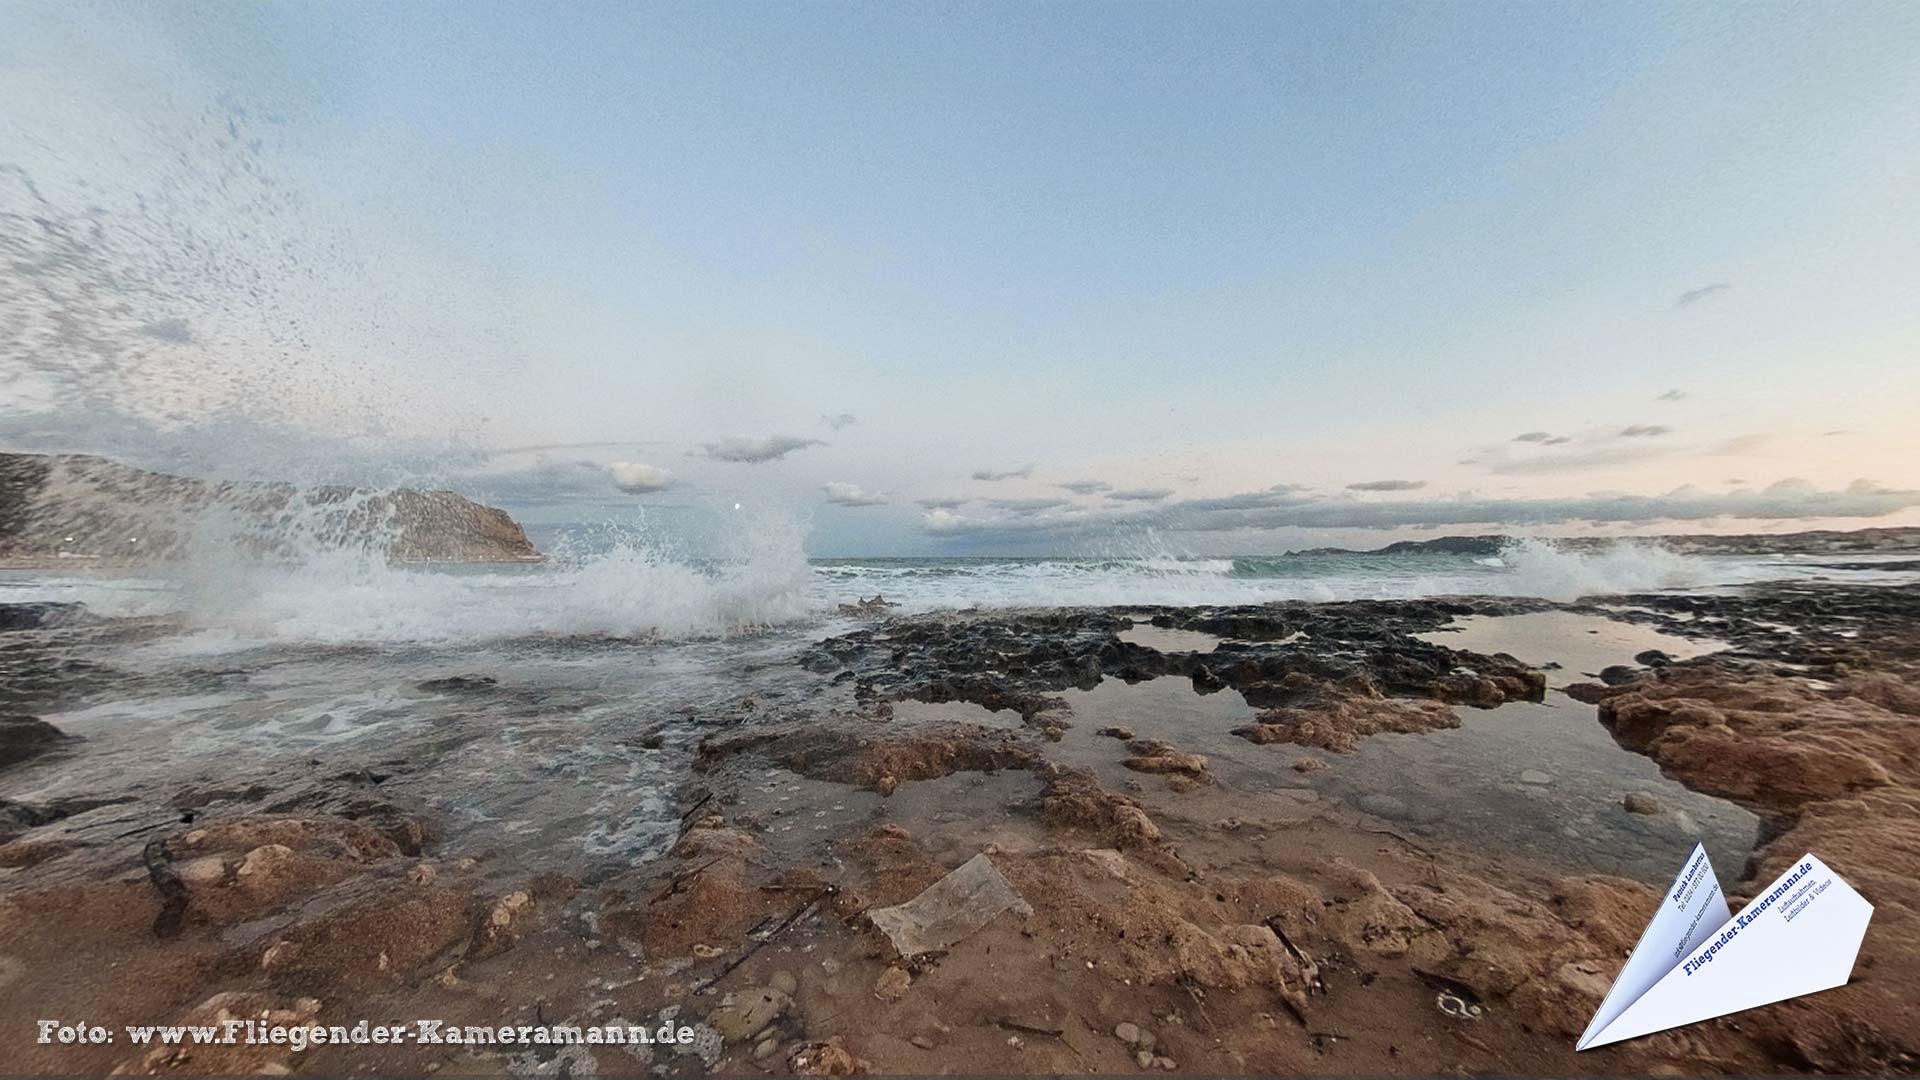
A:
0;602;92;632
1598;665;1640;686
417;674;498;694
0;713;75;769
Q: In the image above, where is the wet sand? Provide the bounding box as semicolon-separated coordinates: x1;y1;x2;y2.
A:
2;583;1918;1075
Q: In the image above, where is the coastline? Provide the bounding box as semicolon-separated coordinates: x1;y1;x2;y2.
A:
1;578;1915;1075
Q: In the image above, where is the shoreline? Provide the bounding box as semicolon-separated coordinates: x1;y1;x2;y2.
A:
0;582;1915;1074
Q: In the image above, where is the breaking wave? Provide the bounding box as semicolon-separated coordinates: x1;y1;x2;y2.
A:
811;538;1789;611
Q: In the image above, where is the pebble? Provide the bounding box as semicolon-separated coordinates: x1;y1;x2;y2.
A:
1520;769;1553;785
770;969;798;995
707;987;791;1042
1623;792;1663;815
1113;1022;1141;1045
753;1036;780;1060
1136;1049;1155;1068
873;966;912;1001
910;1035;935;1050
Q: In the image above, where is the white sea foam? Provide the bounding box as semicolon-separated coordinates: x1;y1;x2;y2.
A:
10;524;1865;652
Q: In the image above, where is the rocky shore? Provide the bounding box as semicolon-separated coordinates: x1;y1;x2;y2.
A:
0;453;540;564
1;581;1917;1075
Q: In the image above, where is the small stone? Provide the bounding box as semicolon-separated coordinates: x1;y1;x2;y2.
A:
691;943;724;958
408;862;437;885
876;774;899;797
176;855;228;885
484;891;533;935
1156;1056;1176;1070
708;986;791;1042
753;1037;780;1060
236;844;295;879
1292;757;1329;773
1520;769;1553;785
1623;792;1662;815
1136;1049;1155;1068
1096;726;1134;740
1113;1022;1141;1046
873;965;911;1001
260;941;299;971
769;970;798;996
910;1035;935;1050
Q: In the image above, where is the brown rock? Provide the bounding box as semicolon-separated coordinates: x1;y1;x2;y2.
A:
872;965;911;1001
789;1036;869;1075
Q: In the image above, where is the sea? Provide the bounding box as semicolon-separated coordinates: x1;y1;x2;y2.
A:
4;534;1914;651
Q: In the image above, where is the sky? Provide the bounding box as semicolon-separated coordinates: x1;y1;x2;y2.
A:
2;1;1918;555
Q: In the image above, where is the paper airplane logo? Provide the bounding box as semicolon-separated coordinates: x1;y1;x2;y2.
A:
1577;843;1872;1049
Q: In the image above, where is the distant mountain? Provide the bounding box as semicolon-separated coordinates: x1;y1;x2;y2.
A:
1289;535;1509;557
0;453;540;564
1289;528;1920;558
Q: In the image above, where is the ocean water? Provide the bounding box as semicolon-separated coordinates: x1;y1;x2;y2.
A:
6;531;1910;883
2;531;1909;651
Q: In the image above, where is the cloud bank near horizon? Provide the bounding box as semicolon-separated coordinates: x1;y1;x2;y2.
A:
919;478;1920;545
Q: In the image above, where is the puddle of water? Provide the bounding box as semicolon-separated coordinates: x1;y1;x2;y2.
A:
1415;610;1723;679
889;699;1023;729
1117;623;1226;653
1323;693;1757;883
1047;668;1757;886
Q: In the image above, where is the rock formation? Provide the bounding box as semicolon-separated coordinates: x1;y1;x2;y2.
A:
0;452;539;563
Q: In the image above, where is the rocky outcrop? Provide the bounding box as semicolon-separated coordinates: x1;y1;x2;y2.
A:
0;452;538;563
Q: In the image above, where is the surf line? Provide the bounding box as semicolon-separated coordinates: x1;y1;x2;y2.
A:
1682;861;1815;976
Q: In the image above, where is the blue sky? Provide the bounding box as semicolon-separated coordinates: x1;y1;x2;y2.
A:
3;1;1917;554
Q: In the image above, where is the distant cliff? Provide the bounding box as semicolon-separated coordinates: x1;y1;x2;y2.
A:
0;453;540;564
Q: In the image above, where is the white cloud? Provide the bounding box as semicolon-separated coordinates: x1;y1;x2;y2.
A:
986;496;1069;515
608;461;673;493
971;464;1034;481
1058;479;1111;494
823;481;885;506
1108;487;1174;501
700;435;823;463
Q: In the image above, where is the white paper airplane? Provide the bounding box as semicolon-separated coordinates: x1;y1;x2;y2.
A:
1577;843;1872;1050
